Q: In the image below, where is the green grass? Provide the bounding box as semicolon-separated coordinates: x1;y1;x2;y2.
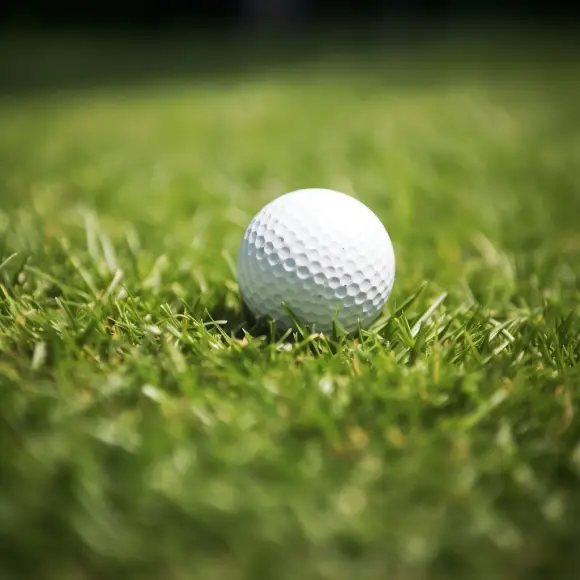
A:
1;32;580;580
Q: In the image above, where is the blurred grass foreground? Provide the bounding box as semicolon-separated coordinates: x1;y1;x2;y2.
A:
1;29;580;580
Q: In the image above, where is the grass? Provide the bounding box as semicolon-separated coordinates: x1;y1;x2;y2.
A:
1;30;580;580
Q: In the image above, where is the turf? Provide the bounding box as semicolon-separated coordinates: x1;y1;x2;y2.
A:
1;31;579;580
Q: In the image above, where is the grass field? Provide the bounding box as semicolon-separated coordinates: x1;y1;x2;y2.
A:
1;31;580;580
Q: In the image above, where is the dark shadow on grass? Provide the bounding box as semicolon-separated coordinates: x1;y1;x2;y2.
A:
207;295;274;340
208;296;332;345
208;296;357;352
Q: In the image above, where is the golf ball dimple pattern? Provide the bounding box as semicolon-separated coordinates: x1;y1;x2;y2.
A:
237;188;395;333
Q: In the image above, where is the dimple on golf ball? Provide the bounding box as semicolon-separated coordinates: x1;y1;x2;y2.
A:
237;188;395;333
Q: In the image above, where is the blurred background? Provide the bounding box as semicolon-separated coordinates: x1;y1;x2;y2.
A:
1;1;578;94
1;0;579;28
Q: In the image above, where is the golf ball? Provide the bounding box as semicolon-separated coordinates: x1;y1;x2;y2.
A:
237;188;395;333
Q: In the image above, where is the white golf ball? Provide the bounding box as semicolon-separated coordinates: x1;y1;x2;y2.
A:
237;188;395;333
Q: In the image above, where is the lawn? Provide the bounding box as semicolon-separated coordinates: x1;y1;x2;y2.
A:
1;30;579;580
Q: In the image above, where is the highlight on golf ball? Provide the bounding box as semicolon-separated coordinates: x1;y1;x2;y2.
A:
236;188;395;333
